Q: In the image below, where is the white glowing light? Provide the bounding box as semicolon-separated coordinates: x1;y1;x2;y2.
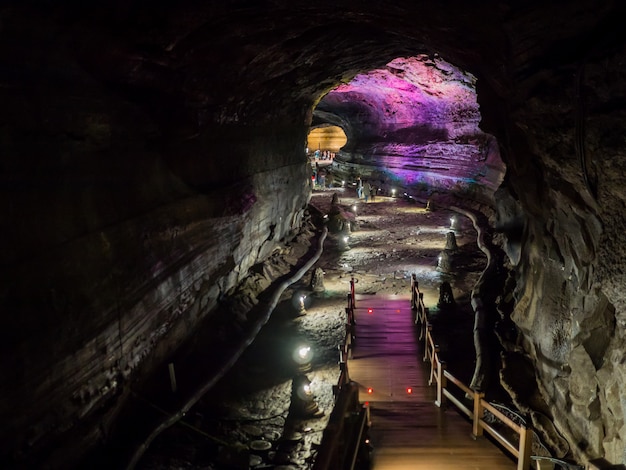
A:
352;205;357;212
298;346;311;360
391;188;396;196
293;344;313;365
303;384;311;394
343;236;349;243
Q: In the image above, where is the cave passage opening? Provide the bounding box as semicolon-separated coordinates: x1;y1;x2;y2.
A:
306;125;348;155
310;54;505;202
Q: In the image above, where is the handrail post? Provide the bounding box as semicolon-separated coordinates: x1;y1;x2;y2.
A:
411;273;418;309
429;344;439;386
423;324;432;362
418;305;428;337
345;323;353;360
339;344;346;365
350;276;356;308
337;352;350;385
472;392;485;438
345;305;354;327
435;360;446;407
517;424;532;470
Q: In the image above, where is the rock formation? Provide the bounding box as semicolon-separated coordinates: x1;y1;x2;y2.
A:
1;1;626;467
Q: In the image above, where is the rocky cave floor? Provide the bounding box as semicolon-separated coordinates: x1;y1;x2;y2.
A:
138;188;517;470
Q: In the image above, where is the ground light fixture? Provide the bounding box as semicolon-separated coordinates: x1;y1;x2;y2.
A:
341;235;350;250
291;291;309;315
292;344;313;373
450;215;458;230
437;250;452;272
291;374;324;418
391;188;396;197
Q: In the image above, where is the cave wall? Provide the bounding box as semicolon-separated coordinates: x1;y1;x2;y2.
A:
490;7;626;463
0;6;311;465
2;0;626;467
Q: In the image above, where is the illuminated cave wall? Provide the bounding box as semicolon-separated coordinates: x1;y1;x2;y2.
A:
307;126;347;153
316;55;505;202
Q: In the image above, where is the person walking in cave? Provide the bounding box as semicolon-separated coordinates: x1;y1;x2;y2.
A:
364;181;371;202
356;176;363;199
319;168;326;188
370;184;376;202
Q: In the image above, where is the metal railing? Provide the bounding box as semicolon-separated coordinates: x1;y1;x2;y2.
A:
531;456;584;470
411;275;533;470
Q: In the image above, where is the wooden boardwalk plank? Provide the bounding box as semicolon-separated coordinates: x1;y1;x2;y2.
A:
348;294;516;469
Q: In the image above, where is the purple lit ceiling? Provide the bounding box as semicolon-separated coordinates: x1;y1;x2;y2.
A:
314;55;504;197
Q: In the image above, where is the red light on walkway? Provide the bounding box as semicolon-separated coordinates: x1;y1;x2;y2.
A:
367;387;373;394
367;308;373;314
396;309;401;313
406;387;413;394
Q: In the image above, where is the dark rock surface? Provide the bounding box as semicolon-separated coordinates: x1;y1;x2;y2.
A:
2;1;626;467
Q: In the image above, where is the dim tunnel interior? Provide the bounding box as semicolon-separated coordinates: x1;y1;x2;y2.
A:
2;1;626;469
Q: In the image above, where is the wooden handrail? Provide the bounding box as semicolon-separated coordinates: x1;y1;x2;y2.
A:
413;283;533;470
315;278;368;470
482;401;523;434
350;276;357;309
313;381;360;470
348;405;371;470
442;388;472;419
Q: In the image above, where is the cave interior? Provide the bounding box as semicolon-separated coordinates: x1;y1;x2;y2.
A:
2;1;626;468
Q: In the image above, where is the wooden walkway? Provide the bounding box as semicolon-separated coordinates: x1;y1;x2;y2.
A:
348;294;516;470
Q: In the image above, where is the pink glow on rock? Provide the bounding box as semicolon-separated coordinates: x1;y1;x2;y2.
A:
326;55;480;137
317;54;503;197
